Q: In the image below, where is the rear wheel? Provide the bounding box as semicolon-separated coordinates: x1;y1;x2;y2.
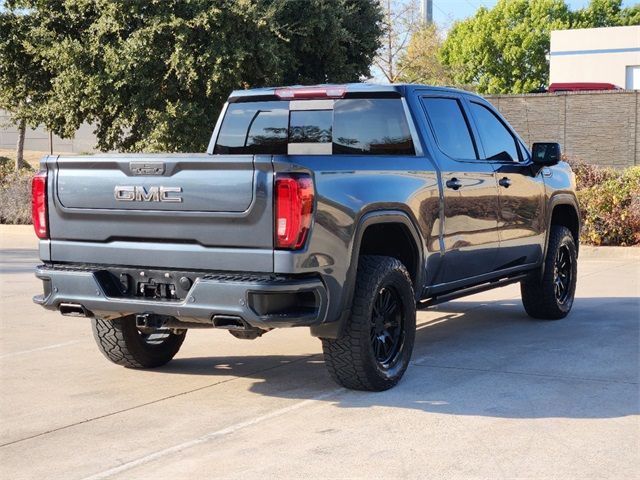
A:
321;255;416;391
91;315;186;368
521;225;577;320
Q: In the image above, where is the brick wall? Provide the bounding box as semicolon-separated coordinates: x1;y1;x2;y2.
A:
486;90;639;169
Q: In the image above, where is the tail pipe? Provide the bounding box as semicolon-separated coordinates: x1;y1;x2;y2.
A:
59;303;92;317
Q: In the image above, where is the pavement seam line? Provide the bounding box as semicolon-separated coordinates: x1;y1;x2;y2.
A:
0;353;322;449
410;362;639;385
80;387;345;480
0;340;82;359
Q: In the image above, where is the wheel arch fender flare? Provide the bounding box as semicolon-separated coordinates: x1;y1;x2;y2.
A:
311;209;425;339
541;193;581;278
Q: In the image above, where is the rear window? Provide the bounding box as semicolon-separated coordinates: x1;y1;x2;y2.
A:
213;98;415;156
289;110;332;144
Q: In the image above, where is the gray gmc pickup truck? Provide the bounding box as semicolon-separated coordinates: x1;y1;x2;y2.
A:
33;84;580;391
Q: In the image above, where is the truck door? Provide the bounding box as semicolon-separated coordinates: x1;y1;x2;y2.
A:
465;99;546;269
419;95;502;285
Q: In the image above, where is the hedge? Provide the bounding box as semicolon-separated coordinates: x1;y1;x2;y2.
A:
0;158;32;224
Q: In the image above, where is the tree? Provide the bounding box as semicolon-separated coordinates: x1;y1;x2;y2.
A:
572;0;640;27
440;0;640;95
0;9;51;170
269;0;383;85
441;0;571;94
374;0;421;83
396;24;452;86
1;0;383;153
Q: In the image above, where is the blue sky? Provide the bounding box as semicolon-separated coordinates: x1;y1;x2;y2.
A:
433;0;638;27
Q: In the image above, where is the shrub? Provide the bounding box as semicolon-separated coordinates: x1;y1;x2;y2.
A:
567;158;618;190
0;157;33;225
577;166;640;246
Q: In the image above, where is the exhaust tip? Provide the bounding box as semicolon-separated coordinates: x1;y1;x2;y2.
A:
59;303;91;317
211;315;246;330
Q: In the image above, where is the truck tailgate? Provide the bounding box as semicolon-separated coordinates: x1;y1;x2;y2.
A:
45;154;274;272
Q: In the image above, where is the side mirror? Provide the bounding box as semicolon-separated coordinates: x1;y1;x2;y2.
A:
531;142;561;166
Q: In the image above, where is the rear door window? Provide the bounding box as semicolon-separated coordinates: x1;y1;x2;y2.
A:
421;97;477;160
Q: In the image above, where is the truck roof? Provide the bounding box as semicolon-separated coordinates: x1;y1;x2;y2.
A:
227;83;478;101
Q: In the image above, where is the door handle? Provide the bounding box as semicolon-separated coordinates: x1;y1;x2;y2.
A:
499;177;512;188
446;178;462;190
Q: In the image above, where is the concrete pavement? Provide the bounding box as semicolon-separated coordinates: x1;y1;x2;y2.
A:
1;226;638;479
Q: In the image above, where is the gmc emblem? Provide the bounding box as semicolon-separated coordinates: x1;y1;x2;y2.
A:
114;186;183;203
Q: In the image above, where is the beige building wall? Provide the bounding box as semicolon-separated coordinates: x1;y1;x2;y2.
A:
0;110;100;153
550;26;640;88
486;90;639;169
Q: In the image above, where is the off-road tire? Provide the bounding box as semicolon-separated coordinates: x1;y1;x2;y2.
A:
521;225;577;320
91;315;186;368
321;255;416;391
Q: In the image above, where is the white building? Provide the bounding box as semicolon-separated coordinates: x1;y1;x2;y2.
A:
550;25;640;89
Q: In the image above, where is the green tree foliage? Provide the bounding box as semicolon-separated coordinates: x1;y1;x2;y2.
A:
396;24;452;86
0;8;52;168
269;0;383;85
1;0;382;153
440;0;639;94
441;0;571;94
572;0;640;27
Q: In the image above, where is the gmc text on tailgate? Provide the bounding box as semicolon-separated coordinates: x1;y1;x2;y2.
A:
33;84;580;391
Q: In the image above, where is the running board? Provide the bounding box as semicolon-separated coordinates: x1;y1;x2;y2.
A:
418;273;528;309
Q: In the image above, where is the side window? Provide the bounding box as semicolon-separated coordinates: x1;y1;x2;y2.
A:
469;102;520;162
421;97;477;160
214;102;288;154
333;99;415;155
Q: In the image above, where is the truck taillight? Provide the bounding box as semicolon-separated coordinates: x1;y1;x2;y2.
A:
31;171;48;239
275;173;314;250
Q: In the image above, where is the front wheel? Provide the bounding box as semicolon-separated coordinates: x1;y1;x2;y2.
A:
91;315;186;368
321;255;416;391
521;225;578;320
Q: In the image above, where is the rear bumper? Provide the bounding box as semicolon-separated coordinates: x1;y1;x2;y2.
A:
33;265;328;329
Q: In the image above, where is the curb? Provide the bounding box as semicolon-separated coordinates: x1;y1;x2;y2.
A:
580;246;640;259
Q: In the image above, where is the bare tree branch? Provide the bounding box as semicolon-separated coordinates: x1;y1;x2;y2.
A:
372;0;420;83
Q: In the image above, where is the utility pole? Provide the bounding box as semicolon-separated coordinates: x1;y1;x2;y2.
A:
420;0;433;24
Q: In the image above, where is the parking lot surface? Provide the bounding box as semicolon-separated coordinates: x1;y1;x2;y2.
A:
1;226;638;479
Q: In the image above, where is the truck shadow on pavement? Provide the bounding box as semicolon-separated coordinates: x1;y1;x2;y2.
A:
160;295;639;420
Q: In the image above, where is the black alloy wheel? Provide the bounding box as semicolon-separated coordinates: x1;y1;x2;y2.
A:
553;244;573;304
521;225;577;320
370;286;405;368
